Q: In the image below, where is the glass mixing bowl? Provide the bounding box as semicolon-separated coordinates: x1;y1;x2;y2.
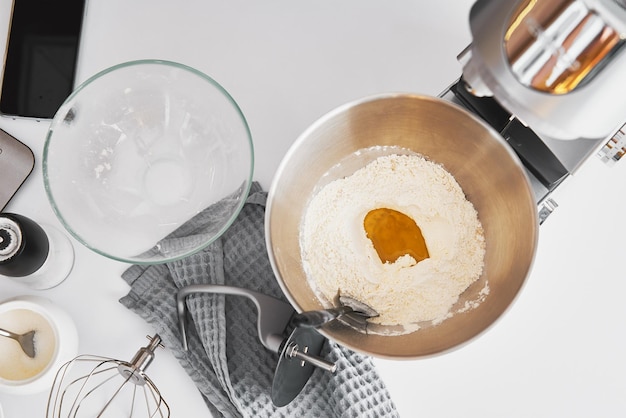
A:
43;60;254;264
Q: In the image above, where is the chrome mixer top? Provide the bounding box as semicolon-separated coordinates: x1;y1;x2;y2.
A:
460;0;626;142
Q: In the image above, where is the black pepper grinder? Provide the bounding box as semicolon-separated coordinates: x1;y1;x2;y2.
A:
0;213;74;289
0;213;49;276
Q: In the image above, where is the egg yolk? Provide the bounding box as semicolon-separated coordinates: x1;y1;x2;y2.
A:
364;208;429;264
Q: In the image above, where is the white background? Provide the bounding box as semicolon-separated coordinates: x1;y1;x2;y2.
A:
1;0;625;417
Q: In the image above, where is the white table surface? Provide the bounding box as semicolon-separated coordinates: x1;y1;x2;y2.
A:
1;1;626;417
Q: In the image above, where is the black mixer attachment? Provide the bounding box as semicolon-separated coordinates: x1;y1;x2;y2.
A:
176;284;339;406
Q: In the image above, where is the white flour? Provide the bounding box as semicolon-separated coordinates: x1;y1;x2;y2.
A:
300;153;485;333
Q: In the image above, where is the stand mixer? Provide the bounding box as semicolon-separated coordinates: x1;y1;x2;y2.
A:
443;0;626;221
178;0;626;406
36;0;626;411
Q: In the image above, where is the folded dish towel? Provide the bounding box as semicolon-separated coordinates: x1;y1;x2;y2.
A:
119;182;399;418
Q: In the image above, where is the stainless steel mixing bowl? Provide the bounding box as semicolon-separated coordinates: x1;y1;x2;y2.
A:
265;94;538;359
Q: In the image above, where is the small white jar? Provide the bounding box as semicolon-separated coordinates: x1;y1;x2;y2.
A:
0;296;78;395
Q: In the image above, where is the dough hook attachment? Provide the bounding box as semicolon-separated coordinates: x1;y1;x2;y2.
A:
176;284;337;406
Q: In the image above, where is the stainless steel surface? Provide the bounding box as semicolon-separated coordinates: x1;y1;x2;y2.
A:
441;77;609;226
176;285;338;407
597;124;626;164
266;94;539;359
291;306;356;328
441;79;576;225
284;342;337;372
0;327;35;358
175;284;337;371
117;335;162;385
505;0;622;94
461;0;626;141
46;334;169;417
538;198;560;223
291;304;376;329
272;327;330;407
176;284;294;353
337;295;380;318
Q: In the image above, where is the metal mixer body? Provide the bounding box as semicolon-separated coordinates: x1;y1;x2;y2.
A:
461;0;626;142
442;0;626;219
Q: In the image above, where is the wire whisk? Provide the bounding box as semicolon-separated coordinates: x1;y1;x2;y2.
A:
46;334;170;417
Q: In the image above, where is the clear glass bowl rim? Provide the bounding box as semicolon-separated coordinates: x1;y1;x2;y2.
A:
42;59;255;265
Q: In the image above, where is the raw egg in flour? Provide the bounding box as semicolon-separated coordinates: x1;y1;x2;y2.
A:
364;208;429;264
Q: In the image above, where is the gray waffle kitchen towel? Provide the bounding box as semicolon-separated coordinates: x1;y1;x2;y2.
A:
120;182;399;417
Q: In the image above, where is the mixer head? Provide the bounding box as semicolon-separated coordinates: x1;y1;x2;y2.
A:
460;0;626;141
